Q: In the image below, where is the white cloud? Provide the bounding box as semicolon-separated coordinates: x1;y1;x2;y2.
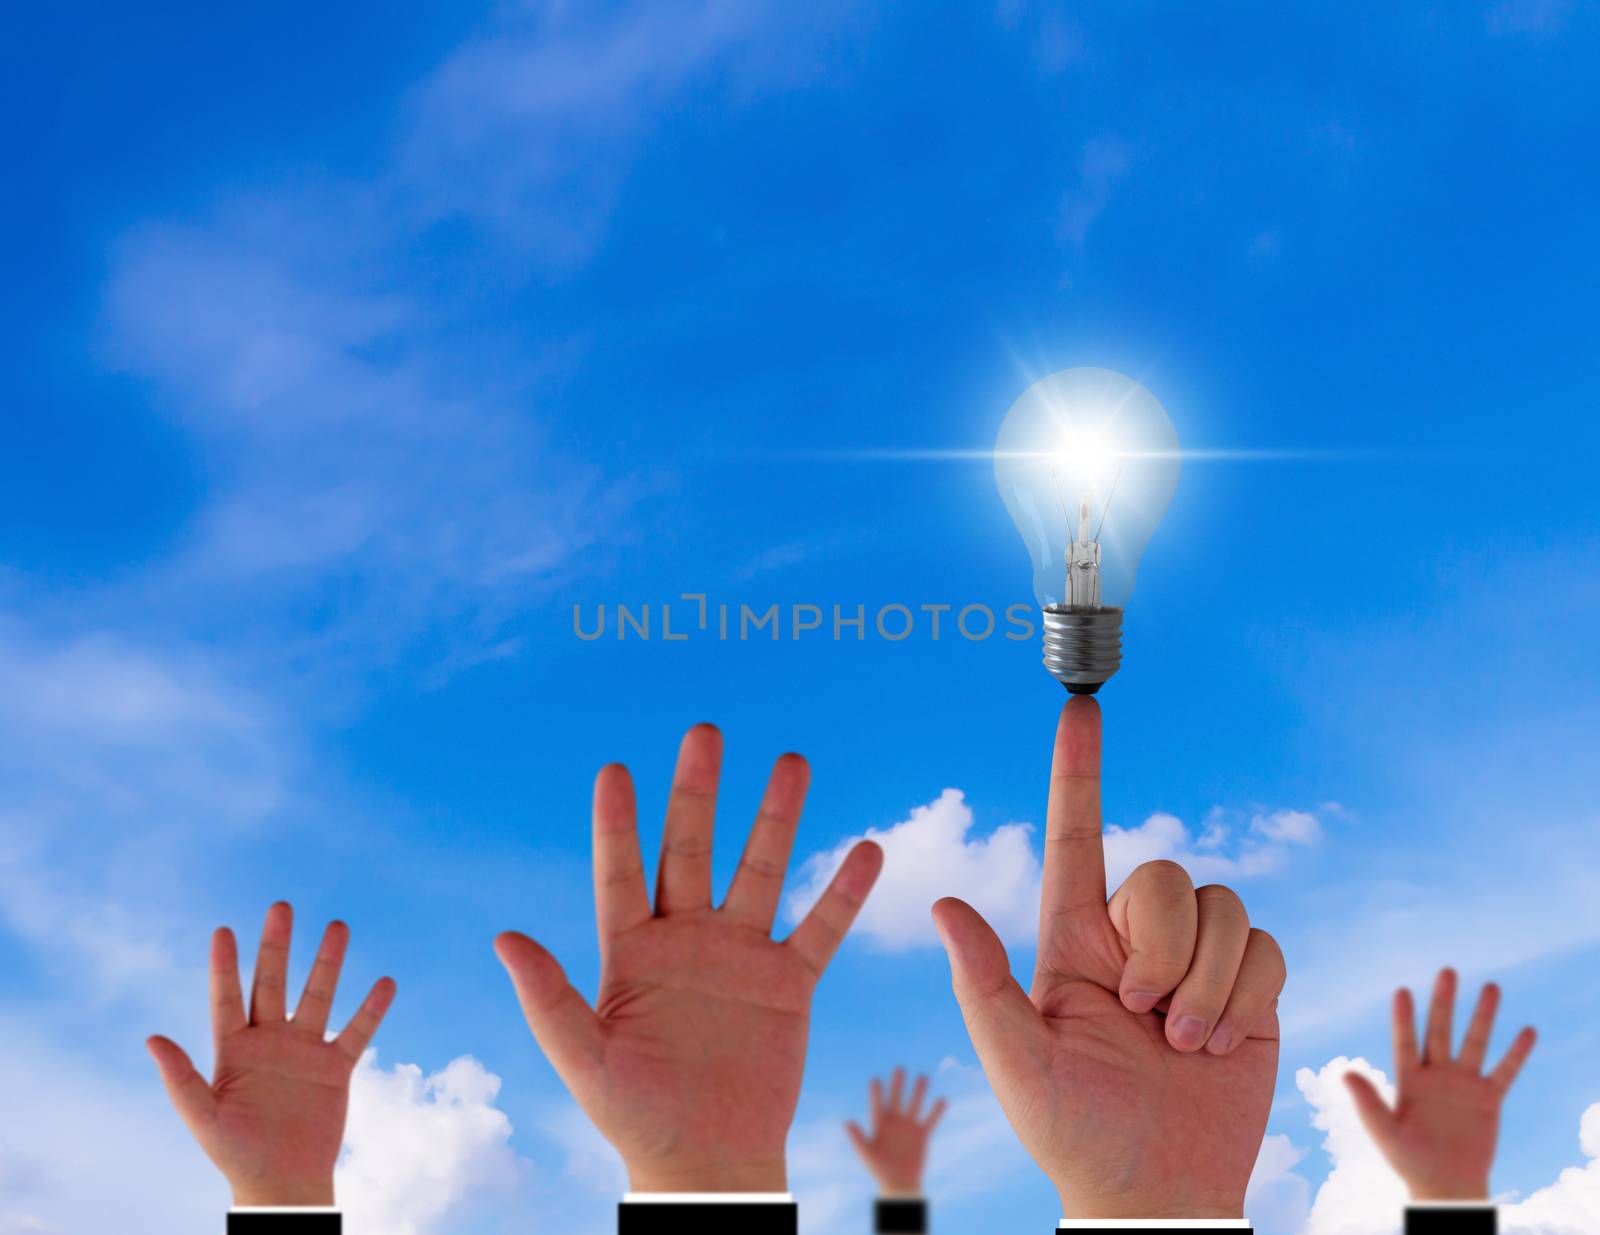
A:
1253;809;1322;846
1103;806;1322;887
1295;1057;1409;1235
338;1052;523;1235
1502;1102;1600;1234
787;790;1322;949
786;789;1041;949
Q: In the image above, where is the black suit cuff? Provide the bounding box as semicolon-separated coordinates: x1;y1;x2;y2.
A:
1405;1204;1497;1235
227;1213;341;1235
876;1196;928;1232
619;1200;798;1235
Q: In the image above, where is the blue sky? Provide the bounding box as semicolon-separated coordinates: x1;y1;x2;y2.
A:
3;2;1600;1232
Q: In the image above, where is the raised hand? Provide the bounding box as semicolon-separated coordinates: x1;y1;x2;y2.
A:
495;723;883;1192
1345;968;1536;1200
932;697;1286;1220
846;1068;947;1197
147;902;396;1205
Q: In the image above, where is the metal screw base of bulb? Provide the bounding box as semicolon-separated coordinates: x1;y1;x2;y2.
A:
1041;605;1123;694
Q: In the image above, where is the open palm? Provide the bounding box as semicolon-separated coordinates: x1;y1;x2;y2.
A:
147;903;395;1205
496;724;882;1192
934;698;1285;1219
1345;969;1536;1200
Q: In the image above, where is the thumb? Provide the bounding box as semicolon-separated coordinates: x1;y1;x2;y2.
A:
931;898;1043;1078
845;1120;871;1158
494;932;604;1091
146;1035;217;1144
1343;1072;1400;1156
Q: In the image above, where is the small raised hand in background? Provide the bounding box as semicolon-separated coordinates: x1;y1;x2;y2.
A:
147;902;396;1206
846;1069;947;1197
1345;967;1536;1201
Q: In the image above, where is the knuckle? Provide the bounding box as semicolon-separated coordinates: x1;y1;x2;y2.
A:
1195;883;1245;913
753;807;798;833
1195;885;1249;929
1176;971;1234;1000
737;855;785;881
1134;941;1193;971
1133;859;1195;897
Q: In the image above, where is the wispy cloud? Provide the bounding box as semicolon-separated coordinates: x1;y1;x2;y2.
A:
0;626;284;1021
1058;135;1133;248
1032;9;1085;74
0;1015;221;1234
1278;853;1600;1043
95;3;856;680
994;1;1086;74
1274;539;1600;1042
400;2;827;264
1486;0;1572;36
101;211;648;678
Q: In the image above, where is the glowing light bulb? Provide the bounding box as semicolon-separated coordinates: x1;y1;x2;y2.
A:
993;367;1180;692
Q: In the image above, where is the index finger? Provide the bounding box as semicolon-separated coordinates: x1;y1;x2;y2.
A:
1038;697;1105;937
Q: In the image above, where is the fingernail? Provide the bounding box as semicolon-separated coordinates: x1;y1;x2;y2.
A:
1170;1014;1209;1050
1205;1022;1233;1054
1124;990;1163;1014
